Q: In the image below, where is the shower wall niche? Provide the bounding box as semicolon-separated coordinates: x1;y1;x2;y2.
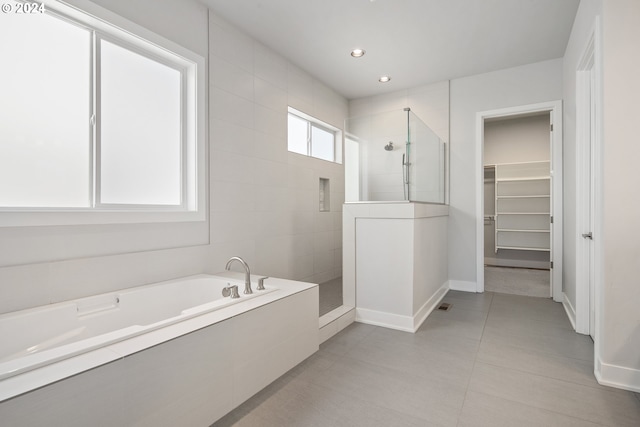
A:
345;108;446;204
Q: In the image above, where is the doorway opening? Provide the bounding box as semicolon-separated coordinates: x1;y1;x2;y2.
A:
475;101;563;302
483;113;552;297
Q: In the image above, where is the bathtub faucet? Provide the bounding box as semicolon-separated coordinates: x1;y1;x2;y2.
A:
225;256;252;294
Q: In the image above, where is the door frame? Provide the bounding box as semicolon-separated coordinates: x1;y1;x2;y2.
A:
575;18;603;338
475;101;563;301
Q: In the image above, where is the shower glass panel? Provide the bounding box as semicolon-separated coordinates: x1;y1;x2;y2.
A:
344;108;446;203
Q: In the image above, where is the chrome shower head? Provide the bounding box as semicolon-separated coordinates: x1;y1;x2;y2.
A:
384;141;394;151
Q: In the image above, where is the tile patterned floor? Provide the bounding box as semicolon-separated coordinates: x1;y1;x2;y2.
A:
319;277;342;317
485;266;550;298
213;291;640;426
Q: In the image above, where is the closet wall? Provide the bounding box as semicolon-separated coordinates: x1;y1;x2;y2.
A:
484;113;550;268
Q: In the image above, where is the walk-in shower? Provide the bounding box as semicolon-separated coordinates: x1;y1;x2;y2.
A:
344;108;447;203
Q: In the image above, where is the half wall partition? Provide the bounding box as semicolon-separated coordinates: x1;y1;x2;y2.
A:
342;108;450;334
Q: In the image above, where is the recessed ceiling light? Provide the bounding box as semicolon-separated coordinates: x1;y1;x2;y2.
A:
378;75;391;83
350;49;365;58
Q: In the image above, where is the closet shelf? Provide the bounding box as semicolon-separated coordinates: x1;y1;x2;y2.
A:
497;229;550;233
498;212;550;215
497;195;550;199
493;160;551;254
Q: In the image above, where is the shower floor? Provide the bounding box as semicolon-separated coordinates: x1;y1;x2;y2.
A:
319;277;342;316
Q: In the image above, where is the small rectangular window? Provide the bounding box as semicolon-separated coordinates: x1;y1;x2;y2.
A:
311;125;335;162
287;107;340;163
287;112;308;156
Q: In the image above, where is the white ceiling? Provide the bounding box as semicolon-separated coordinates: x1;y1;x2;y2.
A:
201;0;580;100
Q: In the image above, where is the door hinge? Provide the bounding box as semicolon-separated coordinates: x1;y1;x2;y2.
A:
550;216;554;224
550;123;554;132
551;261;554;269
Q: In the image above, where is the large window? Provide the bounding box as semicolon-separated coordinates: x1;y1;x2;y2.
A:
288;107;340;163
0;0;205;226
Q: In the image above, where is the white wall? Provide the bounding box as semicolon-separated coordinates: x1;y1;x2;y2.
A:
345;203;449;332
448;59;563;288
349;81;450;143
562;0;603;318
599;0;640;389
484;114;550;165
0;0;347;316
208;10;347;285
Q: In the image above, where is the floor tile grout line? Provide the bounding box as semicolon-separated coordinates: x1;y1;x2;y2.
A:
301;352;462;427
479;335;595;364
477;335;595;365
478;293;613;423
454;291;493;424
473;358;627;395
466;389;610;427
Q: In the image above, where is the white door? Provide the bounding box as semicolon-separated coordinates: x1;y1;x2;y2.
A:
587;70;596;340
576;54;597;338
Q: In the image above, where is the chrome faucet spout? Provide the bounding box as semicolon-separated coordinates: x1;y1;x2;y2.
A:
225;256;252;294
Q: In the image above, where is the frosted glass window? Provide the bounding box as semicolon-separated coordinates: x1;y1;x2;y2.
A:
311;125;335;161
287;113;308;155
0;12;91;207
0;1;204;227
100;40;182;205
287;108;338;163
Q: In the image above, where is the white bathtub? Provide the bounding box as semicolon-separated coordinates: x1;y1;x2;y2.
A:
0;275;275;383
0;272;319;426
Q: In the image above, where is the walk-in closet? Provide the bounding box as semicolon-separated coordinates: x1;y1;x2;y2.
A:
483;112;551;297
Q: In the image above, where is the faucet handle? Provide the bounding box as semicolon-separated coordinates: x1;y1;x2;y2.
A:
222;283;240;299
257;276;269;291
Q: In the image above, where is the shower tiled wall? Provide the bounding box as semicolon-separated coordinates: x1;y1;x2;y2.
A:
347;82;450;202
207;10;347;284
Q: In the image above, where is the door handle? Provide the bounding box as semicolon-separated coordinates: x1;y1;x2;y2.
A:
582;232;593;240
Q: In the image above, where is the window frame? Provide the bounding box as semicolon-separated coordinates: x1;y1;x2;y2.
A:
287;107;341;163
0;0;206;227
94;33;188;210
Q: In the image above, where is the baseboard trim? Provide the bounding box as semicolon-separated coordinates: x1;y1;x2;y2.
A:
356;282;449;333
595;358;640;393
448;280;477;293
412;282;449;331
562;292;577;331
356;308;414;332
319;306;355;344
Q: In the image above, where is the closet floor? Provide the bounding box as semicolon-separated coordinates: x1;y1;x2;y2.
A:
484;266;550;298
